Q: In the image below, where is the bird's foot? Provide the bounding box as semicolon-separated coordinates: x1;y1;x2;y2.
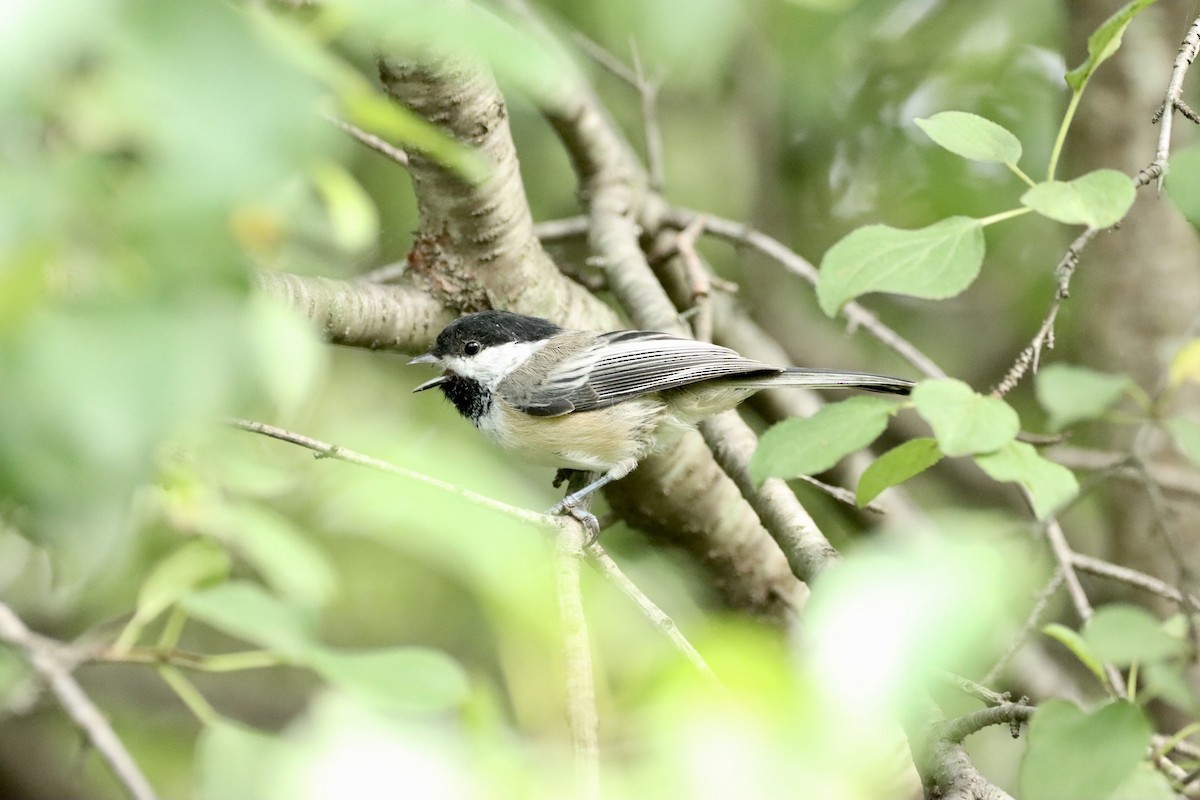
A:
547;494;600;547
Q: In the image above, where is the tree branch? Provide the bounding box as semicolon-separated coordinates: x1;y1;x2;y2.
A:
0;602;159;800
254;271;452;352
225;418;717;677
555;523;600;799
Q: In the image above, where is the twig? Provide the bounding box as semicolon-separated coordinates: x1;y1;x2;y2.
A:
1071;551;1200;608
940;672;1014;707
556;521;600;800
226;418;716;676
1140;16;1200;190
628;41;666;192
583;544;719;683
325;114;410;167
998;17;1200;395
1042;515;1127;697
981;569;1065;687
937;703;1034;745
571;33;666;191
993;226;1096;396
1047;445;1200;499
227;417;550;527
533;215;590;242
672;214;713;341
660;208;946;380
700;412;839;584
0;602;159;800
794;474;886;515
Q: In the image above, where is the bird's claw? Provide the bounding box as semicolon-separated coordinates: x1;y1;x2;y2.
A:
546;496;600;547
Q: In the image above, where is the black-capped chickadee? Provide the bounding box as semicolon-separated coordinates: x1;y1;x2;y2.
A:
410;310;913;527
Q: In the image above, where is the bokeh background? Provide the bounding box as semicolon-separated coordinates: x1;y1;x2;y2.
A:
1;0;1196;797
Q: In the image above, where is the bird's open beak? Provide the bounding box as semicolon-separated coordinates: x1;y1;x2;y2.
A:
409;352;449;393
412;374;451;393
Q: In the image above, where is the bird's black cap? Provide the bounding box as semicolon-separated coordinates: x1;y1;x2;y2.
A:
430;310;563;357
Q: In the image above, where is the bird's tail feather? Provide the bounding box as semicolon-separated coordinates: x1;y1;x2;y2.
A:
731;368;914;396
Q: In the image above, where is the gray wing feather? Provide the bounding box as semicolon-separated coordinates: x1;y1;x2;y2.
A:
508;330;779;414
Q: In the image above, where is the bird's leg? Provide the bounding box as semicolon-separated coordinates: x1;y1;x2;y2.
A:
547;459;638;545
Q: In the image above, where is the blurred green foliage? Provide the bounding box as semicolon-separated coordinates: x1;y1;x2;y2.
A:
0;0;1190;798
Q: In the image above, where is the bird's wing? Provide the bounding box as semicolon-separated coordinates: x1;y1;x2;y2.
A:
506;330;779;416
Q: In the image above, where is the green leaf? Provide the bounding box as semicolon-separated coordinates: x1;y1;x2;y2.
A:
816;217;985;317
340;90;490;183
310;161;379;254
1065;0;1160;91
1019;699;1152;800
1035;364;1130;431
1084;604;1186;666
1166;418;1200;467
1043;623;1108;688
975;442;1079;519
128;540;231;636
196;720;284;800
856;438;943;506
208;502;338;607
308;648;470;713
181;581;316;659
1021;170;1136;228
1165;144;1200;227
751;396;898;484
914;111;1022;165
1109;765;1177;800
912;379;1018;457
1143;662;1199;714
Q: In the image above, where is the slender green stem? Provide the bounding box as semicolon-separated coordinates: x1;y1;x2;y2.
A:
1047;90;1083;181
1155;721;1200;760
1127;660;1138;701
112;619;143;654
977;207;1032;227
157;665;217;725
103;646;286;673
157;608;188;650
1008;163;1037;188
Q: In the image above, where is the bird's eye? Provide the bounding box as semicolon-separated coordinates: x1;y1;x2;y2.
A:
463;340;482;356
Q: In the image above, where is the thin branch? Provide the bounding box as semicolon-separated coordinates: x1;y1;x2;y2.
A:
0;602;159;800
325;114;410;167
937;703;1034;745
227;417;550;526
555;523;600;800
628;41;666;193
583;545;719;683
981;569;1065;687
1042;515;1127;698
997;17;1200;395
1140;16;1200;189
993;227;1097;396
1071;552;1200;608
533;215;590;242
659;208;947;380
1048;445;1200;499
672;214;713;341
226;418;717;676
700;412;839;584
940;672;1015;707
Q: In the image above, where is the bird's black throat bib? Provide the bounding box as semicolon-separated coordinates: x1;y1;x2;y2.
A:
439;374;492;424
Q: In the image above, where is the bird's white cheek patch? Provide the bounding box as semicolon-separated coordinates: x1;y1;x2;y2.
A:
445;340;548;391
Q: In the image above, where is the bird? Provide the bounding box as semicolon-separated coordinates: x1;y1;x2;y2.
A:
409;310;913;532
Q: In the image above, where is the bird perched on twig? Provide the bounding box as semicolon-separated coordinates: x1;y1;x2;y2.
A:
410;310;913;534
